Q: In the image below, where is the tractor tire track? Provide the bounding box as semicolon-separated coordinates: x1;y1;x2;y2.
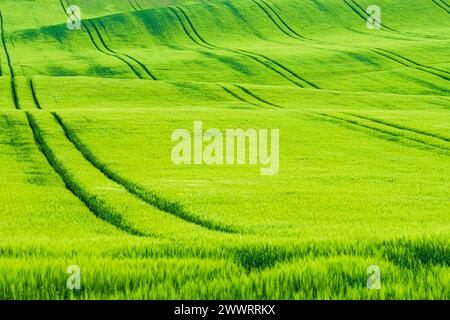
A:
62;0;156;79
253;0;449;81
439;0;450;8
345;0;396;32
251;0;305;41
0;10;20;109
128;0;143;12
60;1;141;78
29;79;42;110
171;6;318;88
254;0;330;46
238;46;320;88
169;7;213;50
59;0;72;21
221;85;261;108
376;48;450;76
82;20;145;79
133;0;143;11
372;48;450;81
88;20;156;80
98;21;112;41
342;0;374;26
317;113;450;154
432;0;450;14
343;0;447;40
26;112;145;237
52;113;237;234
346;113;450;143
128;0;139;12
54;30;64;48
233;84;284;108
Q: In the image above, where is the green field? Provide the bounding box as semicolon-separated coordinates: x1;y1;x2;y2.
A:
0;0;449;299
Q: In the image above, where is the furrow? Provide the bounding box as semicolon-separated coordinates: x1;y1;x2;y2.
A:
26;112;145;237
53;113;237;234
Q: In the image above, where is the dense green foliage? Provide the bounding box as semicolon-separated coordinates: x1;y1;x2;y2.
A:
0;0;448;299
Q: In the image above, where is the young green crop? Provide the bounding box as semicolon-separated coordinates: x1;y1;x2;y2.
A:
0;0;448;299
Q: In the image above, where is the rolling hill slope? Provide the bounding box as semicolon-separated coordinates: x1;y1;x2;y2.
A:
0;0;448;299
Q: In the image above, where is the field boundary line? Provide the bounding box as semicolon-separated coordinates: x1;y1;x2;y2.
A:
0;10;20;109
52;113;238;234
26;112;146;236
316;113;450;154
